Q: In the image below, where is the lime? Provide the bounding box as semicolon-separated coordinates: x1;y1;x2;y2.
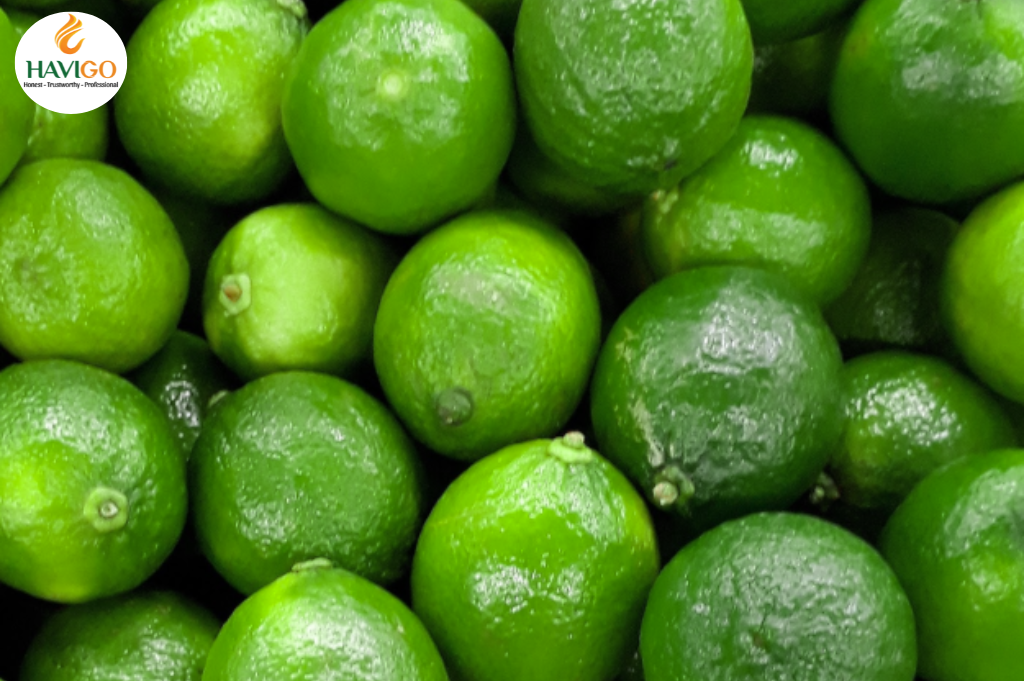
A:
0;160;189;373
127;331;237;457
740;0;856;44
831;0;1024;204
204;561;448;681
826;207;957;354
282;0;515;235
590;266;843;534
642;512;916;681
203;203;397;380
641;115;871;305
0;360;186;603
149;186;233;334
747;23;846;117
942;181;1024;403
880;449;1024;681
412;433;660;681
0;9;33;185
21;591;219;681
816;351;1016;527
191;371;427;595
114;0;308;204
514;0;752;198
374;210;601;461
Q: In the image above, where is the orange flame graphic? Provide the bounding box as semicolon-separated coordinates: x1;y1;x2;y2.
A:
55;14;84;55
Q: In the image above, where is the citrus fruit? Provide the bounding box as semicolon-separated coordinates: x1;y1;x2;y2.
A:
880;449;1024;681
20;591;219;681
826;207;957;354
127;331;237;457
411;433;660;681
0;160;189;373
114;0;309;204
942;181;1024;403
641;115;871;305
816;351;1016;527
740;0;856;44
0;8;34;185
831;0;1024;203
374;210;602;461
0;360;187;603
282;0;515;235
204;560;448;681
641;512;916;681
514;0;752;198
191;371;427;595
747;23;846;116
203;203;397;380
590;266;843;534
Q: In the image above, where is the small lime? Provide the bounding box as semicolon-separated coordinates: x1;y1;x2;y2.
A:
0;8;34;184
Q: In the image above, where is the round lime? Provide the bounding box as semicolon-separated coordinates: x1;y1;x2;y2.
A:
0;8;34;185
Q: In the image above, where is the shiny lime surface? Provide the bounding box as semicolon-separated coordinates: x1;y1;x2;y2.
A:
374;210;601;460
283;0;515;235
191;372;427;595
824;351;1016;520
831;0;1024;203
204;203;396;380
880;449;1024;681
0;360;186;603
942;181;1024;403
826;207;957;353
21;591;219;681
641;115;871;305
591;267;843;534
0;160;188;373
115;0;309;204
0;9;33;185
128;331;237;457
642;512;916;681
514;0;752;197
204;563;448;681
412;435;660;681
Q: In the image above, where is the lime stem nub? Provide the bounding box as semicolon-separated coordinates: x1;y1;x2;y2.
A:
652;465;695;511
219;274;251;316
84;487;129;533
809;472;841;509
436;388;473;427
547;432;595;464
292;557;333;573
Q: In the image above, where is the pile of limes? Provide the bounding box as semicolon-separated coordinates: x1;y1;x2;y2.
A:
1;0;1024;679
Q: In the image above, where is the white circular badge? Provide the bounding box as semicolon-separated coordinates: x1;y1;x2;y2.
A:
14;12;127;115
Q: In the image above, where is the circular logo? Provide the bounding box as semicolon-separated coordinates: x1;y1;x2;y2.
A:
14;12;127;115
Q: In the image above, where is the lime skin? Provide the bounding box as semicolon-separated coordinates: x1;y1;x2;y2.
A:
0;8;35;185
880;449;1024;681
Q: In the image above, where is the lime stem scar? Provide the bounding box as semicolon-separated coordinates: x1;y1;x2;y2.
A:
84;487;129;533
219;273;252;316
548;431;596;464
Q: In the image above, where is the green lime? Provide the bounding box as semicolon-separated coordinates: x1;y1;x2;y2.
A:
203;203;397;380
412;434;660;681
591;266;843;534
514;0;752;197
816;351;1016;526
21;591;219;681
0;360;186;603
191;372;427;595
282;0;515;235
642;512;916;681
204;561;448;681
0;160;189;373
641;115;871;305
942;181;1024;403
0;9;33;185
114;0;308;204
880;449;1024;681
149;186;233;334
826;207;958;354
831;0;1024;204
740;0;856;44
374;210;601;461
127;331;237;457
747;23;846;116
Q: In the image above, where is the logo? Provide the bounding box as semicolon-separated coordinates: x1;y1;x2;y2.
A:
55;14;84;55
15;12;127;115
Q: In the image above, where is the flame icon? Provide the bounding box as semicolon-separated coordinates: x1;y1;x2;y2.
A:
55;14;84;55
